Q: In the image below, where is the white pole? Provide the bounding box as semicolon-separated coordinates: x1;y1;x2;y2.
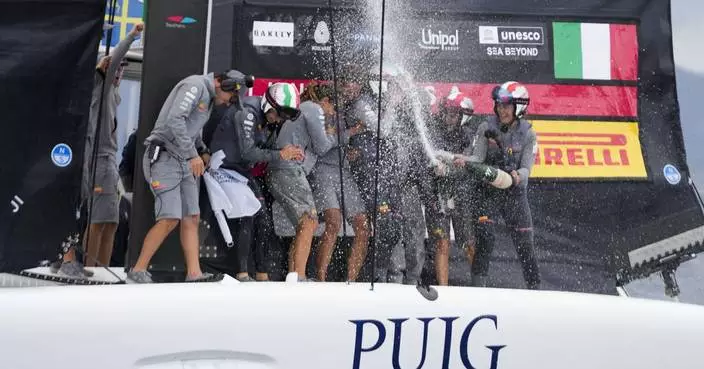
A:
203;0;213;74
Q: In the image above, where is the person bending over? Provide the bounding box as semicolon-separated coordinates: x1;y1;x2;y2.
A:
234;83;309;279
126;71;240;283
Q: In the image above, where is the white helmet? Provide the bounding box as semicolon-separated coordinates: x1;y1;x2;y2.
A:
368;63;402;96
262;82;301;120
441;87;474;125
491;81;530;119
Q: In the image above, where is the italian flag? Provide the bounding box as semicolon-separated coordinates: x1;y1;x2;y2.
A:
553;22;638;81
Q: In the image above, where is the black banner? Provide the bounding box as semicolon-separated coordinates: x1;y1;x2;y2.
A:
127;0;210;271
0;0;106;272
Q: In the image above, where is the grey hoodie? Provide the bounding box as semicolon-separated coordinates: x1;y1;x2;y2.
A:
81;32;136;201
268;100;336;174
145;74;215;160
469;116;538;187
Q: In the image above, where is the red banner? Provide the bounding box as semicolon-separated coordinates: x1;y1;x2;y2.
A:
248;78;638;118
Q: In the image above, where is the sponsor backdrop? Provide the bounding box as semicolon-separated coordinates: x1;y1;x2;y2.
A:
0;0;106;271
229;0;704;291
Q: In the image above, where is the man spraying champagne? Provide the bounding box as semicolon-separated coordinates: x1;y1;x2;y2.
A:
439;81;541;290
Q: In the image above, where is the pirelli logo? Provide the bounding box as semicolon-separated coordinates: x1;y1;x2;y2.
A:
531;121;647;179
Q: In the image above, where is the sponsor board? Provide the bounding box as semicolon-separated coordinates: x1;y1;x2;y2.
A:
477;24;548;60
312;20;331;51
531;121;647;179
252;21;294;47
408;20;549;61
411;22;467;59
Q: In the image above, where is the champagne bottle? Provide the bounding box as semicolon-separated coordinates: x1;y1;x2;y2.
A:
467;162;513;189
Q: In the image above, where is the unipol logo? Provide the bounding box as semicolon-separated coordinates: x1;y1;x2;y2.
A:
350;315;505;369
419;28;460;51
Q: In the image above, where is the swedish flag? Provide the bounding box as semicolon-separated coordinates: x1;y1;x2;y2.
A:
101;0;145;47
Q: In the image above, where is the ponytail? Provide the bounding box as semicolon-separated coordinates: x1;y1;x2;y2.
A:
301;81;334;103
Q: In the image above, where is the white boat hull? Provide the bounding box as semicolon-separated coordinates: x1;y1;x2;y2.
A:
0;269;703;369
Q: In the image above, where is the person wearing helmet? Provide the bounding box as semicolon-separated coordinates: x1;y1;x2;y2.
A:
340;65;404;283
426;88;478;286
454;81;541;289
210;82;306;281
125;69;243;283
201;71;285;283
55;23;144;279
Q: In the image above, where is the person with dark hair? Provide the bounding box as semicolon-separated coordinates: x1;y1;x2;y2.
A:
454;81;541;289
211;82;306;280
303;81;369;282
126;70;243;283
264;82;339;281
56;23;143;279
208;74;297;283
341;65;404;283
389;84;437;286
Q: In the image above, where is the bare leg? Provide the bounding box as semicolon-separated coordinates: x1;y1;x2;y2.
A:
347;213;369;282
97;223;119;266
84;224;106;267
132;219;179;272
465;240;476;266
292;213;318;278
316;209;342;281
180;215;203;278
435;238;450;286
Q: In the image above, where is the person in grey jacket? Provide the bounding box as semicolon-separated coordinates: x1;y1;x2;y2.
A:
208;77;304;282
342;72;404;284
302;82;369;282
57;23;143;279
426;90;477;286
218;82;307;279
454;81;541;289
263;83;331;281
126;70;243;283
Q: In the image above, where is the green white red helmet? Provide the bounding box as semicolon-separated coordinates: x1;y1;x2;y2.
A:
262;82;301;120
491;81;530;119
